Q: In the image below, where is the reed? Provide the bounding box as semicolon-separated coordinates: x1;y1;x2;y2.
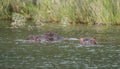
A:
0;0;120;25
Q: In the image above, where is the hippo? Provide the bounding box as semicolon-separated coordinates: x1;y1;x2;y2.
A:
26;35;41;42
80;37;96;45
25;32;79;43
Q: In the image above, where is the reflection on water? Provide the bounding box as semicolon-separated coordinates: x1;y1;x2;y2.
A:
0;21;120;69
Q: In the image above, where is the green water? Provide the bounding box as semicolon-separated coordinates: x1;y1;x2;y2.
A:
0;21;120;69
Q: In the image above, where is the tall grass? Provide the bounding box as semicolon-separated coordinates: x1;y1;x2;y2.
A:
0;0;120;25
0;0;10;19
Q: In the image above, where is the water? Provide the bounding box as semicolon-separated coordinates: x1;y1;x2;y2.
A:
0;21;120;69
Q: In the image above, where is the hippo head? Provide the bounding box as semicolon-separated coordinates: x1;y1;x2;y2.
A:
26;35;41;42
43;32;61;41
34;36;41;42
80;37;96;45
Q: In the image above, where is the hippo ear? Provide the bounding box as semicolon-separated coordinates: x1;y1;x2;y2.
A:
91;37;96;43
93;37;96;40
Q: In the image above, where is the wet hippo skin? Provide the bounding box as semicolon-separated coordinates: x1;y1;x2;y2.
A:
26;32;74;43
80;37;96;45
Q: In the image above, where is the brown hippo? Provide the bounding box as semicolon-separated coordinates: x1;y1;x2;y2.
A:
80;37;96;45
26;35;41;43
25;32;78;43
42;32;64;41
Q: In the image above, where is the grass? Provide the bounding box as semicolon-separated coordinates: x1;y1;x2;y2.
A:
0;0;120;25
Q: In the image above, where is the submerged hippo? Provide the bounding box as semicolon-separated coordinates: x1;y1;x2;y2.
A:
26;35;41;42
25;32;79;43
80;37;96;45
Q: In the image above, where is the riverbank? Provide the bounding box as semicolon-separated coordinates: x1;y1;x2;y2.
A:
0;0;120;26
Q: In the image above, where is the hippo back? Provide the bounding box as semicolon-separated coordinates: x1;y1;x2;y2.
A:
39;34;64;43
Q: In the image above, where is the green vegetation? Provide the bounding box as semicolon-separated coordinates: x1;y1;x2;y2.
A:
0;0;120;25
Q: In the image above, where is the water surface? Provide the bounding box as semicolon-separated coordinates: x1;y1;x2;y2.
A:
0;21;120;69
